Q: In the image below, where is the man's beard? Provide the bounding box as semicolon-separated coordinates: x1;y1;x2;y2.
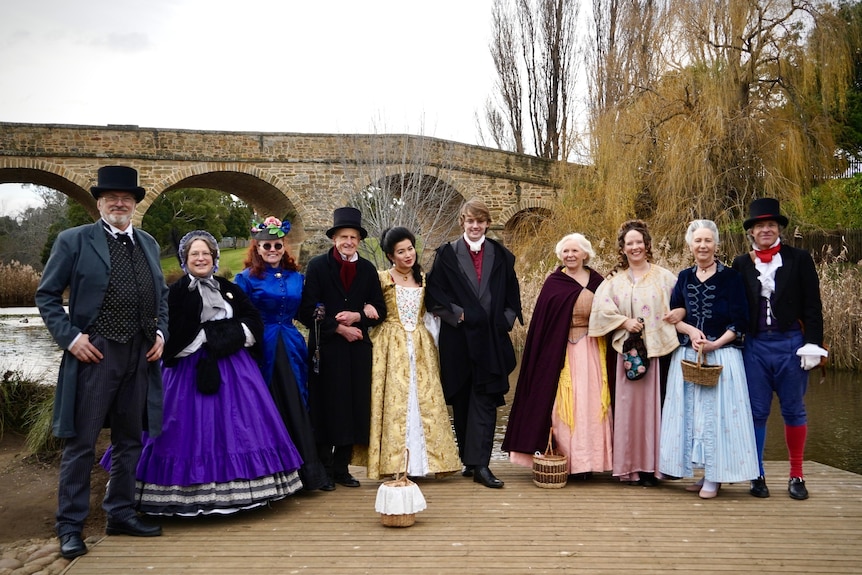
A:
103;211;132;228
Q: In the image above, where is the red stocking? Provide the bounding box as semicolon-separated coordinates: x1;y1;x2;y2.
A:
785;424;807;478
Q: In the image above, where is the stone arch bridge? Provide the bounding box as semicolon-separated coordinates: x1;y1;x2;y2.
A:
0;122;565;254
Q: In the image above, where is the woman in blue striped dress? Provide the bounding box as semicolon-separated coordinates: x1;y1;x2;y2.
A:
659;220;759;498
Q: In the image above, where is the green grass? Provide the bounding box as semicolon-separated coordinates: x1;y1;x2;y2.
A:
160;247;248;282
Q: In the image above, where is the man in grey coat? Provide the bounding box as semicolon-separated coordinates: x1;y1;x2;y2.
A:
36;166;169;559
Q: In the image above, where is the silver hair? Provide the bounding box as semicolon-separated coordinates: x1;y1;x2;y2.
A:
554;233;595;263
684;220;720;247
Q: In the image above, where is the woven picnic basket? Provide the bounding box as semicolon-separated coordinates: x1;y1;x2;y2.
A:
680;348;722;387
532;430;568;489
375;449;426;527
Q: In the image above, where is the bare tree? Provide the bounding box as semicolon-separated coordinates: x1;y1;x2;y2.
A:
480;0;581;160
336;134;466;270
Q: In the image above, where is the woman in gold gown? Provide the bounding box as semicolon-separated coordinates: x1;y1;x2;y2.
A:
360;227;461;479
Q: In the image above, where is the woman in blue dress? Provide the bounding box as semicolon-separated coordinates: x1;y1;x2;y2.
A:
659;220;759;498
133;230;304;515
235;216;330;491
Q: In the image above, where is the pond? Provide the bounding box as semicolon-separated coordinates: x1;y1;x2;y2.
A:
2;308;860;475
493;362;862;476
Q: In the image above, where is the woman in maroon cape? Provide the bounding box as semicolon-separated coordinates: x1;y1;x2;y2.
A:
502;234;612;476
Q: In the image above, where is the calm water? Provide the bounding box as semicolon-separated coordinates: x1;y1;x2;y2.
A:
493;363;862;476
2;309;860;475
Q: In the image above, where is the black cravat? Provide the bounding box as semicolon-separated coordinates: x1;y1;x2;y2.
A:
116;232;133;254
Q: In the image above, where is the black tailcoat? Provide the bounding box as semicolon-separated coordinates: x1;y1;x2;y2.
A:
731;244;823;345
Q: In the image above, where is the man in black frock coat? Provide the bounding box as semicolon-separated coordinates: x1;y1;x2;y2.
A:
299;207;386;489
425;198;522;488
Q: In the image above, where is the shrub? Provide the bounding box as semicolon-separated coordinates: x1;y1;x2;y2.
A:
0;261;40;307
0;370;53;437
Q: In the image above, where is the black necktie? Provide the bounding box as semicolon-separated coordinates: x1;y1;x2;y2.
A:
116;232;133;253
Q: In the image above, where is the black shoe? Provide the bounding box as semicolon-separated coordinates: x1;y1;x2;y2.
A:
461;465;475;478
333;472;361;488
750;476;770;498
788;476;809;500
318;480;336;492
636;472;659;487
473;466;504;488
106;516;162;537
59;532;87;559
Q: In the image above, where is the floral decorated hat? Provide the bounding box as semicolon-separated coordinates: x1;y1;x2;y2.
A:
251;216;291;241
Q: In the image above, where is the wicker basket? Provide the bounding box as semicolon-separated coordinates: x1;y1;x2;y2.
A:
376;449;426;527
532;430;568;489
680;348;723;387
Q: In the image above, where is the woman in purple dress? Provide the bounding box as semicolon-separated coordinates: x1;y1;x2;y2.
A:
133;230;304;515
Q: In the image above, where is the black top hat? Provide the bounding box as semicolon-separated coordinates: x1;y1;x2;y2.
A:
743;198;789;230
90;165;146;203
326;207;367;239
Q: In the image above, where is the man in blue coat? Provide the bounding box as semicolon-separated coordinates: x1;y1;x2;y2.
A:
36;166;169;558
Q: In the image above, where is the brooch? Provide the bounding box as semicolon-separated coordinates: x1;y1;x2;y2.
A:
275;273;282;279
226;292;234;300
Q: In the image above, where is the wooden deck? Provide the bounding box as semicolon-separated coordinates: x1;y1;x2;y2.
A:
64;460;862;574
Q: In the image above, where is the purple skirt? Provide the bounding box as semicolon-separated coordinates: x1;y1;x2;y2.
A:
134;348;304;514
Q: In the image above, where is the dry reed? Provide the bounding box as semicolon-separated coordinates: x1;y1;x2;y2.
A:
512;236;861;370
0;261;40;307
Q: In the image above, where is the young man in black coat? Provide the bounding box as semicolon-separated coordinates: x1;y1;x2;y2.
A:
425;198;523;488
299;207;386;489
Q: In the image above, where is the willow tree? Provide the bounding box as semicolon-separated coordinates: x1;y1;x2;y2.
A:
584;0;853;240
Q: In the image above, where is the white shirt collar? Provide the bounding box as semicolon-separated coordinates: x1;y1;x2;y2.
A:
463;233;485;253
101;219;134;242
338;250;358;263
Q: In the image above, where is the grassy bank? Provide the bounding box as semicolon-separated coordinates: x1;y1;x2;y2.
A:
0;370;60;455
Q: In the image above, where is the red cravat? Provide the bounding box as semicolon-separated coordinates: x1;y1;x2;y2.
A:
755;244;781;263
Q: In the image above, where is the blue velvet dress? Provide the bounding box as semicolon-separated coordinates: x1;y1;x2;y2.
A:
235;266;329;490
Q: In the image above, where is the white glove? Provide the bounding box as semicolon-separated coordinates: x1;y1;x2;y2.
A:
796;343;828;371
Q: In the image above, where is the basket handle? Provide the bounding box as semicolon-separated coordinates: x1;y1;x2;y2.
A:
697;347;705;367
395;448;411;481
544;429;556;457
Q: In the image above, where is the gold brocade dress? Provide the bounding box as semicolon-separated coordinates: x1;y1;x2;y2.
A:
359;270;461;479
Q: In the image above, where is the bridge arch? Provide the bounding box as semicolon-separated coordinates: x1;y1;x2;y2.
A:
0;158;98;218
151;163;311;243
0;122;575;253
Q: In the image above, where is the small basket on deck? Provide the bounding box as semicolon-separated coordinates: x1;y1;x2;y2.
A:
532;430;568;489
680;348;722;387
375;449;427;527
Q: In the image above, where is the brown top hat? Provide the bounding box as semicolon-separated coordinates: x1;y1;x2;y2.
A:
90;165;146;203
326;207;367;239
743;198;789;230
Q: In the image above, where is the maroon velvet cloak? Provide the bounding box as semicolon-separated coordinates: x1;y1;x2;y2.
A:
501;267;604;455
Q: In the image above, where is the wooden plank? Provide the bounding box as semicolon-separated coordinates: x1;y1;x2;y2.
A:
63;461;862;574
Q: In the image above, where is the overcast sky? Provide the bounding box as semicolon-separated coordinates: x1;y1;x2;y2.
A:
0;0;498;215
